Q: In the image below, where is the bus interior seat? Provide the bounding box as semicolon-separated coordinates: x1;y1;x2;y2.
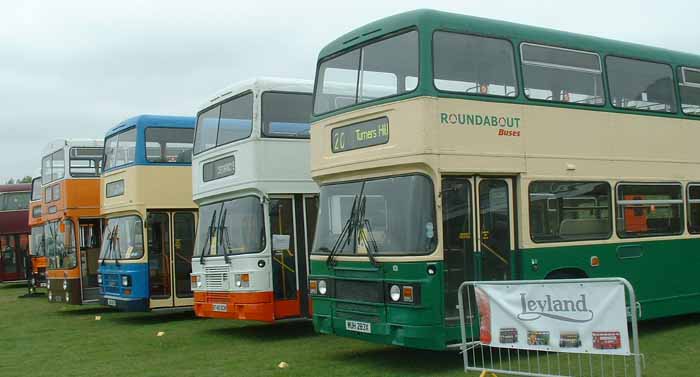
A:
559;218;608;239
176;150;192;163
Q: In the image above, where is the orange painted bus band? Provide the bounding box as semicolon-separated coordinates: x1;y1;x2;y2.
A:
194;291;310;322
42;179;100;223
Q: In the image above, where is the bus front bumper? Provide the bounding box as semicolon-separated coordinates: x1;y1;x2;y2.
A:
100;296;148;312
313;314;449;351
193;291;275;322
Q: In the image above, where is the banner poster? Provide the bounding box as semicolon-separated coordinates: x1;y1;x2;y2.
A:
474;282;631;355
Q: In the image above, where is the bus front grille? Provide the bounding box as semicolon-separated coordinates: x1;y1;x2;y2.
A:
102;274;121;294
204;266;229;290
334;279;384;303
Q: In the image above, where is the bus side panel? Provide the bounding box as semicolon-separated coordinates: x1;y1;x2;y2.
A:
520;238;700;319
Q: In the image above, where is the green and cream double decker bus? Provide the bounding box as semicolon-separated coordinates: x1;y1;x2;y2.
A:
308;9;700;350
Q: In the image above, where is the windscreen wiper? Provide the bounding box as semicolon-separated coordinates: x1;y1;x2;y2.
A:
218;208;231;264
326;194;359;268
110;225;121;267
199;210;217;265
357;196;380;268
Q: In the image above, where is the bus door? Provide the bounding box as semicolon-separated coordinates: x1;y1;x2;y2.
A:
301;195;319;318
475;178;515;281
441;177;515;324
441;177;476;325
147;211;195;309
269;196;304;320
78;219;102;302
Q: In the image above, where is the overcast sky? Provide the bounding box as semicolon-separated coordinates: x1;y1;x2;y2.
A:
1;0;698;181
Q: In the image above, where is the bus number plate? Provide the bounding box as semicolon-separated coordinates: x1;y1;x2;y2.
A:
345;320;371;334
213;304;228;312
107;299;116;307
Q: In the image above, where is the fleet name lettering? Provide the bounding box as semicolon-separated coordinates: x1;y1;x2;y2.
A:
517;293;594;323
440;112;522;137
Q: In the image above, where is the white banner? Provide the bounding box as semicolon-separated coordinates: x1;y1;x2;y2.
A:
474;281;631;355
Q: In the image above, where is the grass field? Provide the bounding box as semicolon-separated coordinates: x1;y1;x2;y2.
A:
0;283;698;377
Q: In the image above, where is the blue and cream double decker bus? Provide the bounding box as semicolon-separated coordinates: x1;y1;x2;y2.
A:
308;9;700;350
190;78;319;322
98;115;197;311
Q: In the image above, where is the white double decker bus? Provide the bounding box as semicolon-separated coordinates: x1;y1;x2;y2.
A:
190;78;319;322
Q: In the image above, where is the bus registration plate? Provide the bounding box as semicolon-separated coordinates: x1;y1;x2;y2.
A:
107;299;116;307
213;304;228;312
345;320;371;334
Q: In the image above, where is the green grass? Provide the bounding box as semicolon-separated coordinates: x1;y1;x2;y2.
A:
0;283;698;377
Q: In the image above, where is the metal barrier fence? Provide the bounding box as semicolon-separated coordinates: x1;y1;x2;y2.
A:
457;278;644;377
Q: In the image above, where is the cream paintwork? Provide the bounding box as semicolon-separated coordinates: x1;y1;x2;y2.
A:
101;165;196;309
102;165;195;217
310;96;700;262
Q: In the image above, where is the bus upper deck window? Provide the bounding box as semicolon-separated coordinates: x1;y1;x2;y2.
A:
521;43;604;106
433;31;518;98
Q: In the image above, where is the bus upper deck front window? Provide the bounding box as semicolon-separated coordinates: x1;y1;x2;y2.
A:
104;128;137;170
145;127;194;163
194;93;253;155
31;178;41;201
42;149;65;185
313;30;419;115
313;175;436;256
261;92;312;138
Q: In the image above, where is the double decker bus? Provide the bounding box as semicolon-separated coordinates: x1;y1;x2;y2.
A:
28;176;47;290
308;9;700;350
43;140;104;304
98;115;197;311
190;78;319;322
0;184;31;282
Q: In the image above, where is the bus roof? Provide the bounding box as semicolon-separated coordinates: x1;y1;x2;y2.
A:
0;184;31;193
196;77;313;113
41;139;103;157
106;114;195;137
318;9;700;67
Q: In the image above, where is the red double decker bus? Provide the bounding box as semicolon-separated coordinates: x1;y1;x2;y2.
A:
0;184;31;282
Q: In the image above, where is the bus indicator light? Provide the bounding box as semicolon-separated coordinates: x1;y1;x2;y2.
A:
402;286;414;303
309;280;318;295
591;256;600;267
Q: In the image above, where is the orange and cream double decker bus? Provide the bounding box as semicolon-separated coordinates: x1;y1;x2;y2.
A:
28;176;47;291
44;139;104;304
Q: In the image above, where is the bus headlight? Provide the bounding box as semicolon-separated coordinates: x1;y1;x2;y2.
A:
121;275;131;287
97;274;103;285
389;285;401;302
234;274;250;288
62;280;68;290
318;280;328;295
47;279;51;289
